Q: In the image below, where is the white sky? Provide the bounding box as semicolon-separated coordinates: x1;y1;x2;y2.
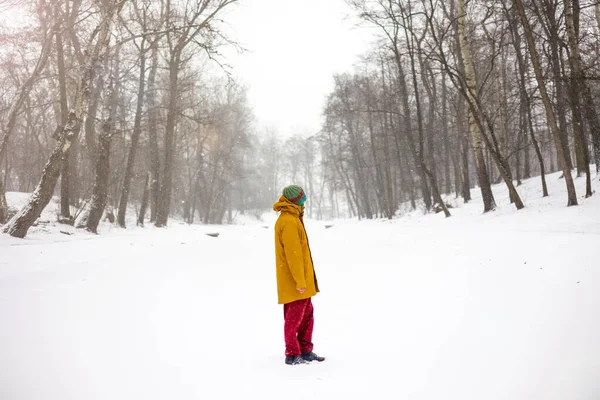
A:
222;0;375;137
2;1;374;138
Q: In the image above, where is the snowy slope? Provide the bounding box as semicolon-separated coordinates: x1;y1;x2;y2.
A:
1;171;599;400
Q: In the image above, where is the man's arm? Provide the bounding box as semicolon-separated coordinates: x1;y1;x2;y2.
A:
281;222;307;290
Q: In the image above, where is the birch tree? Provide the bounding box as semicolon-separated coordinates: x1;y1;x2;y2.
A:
456;0;496;212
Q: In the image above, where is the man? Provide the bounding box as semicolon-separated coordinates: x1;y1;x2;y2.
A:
273;185;325;365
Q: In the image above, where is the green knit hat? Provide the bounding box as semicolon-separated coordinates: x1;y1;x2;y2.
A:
282;185;305;205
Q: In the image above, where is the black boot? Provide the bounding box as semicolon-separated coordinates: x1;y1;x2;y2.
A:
301;352;325;362
285;355;308;365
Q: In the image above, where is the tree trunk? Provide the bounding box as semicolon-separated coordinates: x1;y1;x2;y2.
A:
410;30;449;217
544;1;574;170
155;54;181;227
571;0;600;173
457;0;496;212
564;0;592;196
441;72;451;195
56;22;72;220
137;172;150;226
3;1;122;238
390;109;416;209
458;96;471;201
514;0;578;206
523;124;531;179
336;79;374;219
117;39;147;227
84;76;102;161
86;46;121;233
470;97;525;209
0;177;7;224
515;129;522;185
380;66;396;217
147;41;160;222
505;2;547;195
392;49;432;210
85;123;112;233
390;30;432;210
365;81;386;215
570;80;590;195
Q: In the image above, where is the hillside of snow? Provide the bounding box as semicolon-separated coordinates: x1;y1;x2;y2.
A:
1;171;599;400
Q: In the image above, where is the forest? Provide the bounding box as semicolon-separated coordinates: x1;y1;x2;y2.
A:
0;0;599;238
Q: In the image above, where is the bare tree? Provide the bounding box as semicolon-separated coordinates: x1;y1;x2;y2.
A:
564;0;592;196
116;1;157;227
530;0;574;171
155;0;239;227
85;45;122;233
3;0;125;238
0;3;54;223
513;0;578;206
55;2;73;222
399;0;450;216
456;0;497;212
137;172;151;225
502;1;548;197
146;37;160;222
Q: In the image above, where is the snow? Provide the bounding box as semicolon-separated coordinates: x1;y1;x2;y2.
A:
1;171;599;400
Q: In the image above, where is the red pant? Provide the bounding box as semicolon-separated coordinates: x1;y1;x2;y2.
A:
283;298;314;357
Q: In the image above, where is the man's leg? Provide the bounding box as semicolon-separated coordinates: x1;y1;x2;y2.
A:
283;298;310;357
297;298;314;354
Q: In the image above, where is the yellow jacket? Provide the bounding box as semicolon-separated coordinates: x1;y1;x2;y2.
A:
273;196;319;304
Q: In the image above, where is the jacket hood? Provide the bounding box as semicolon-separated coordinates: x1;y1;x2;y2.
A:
273;195;304;216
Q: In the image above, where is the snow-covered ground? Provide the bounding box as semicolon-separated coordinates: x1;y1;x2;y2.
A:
1;171;599;400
